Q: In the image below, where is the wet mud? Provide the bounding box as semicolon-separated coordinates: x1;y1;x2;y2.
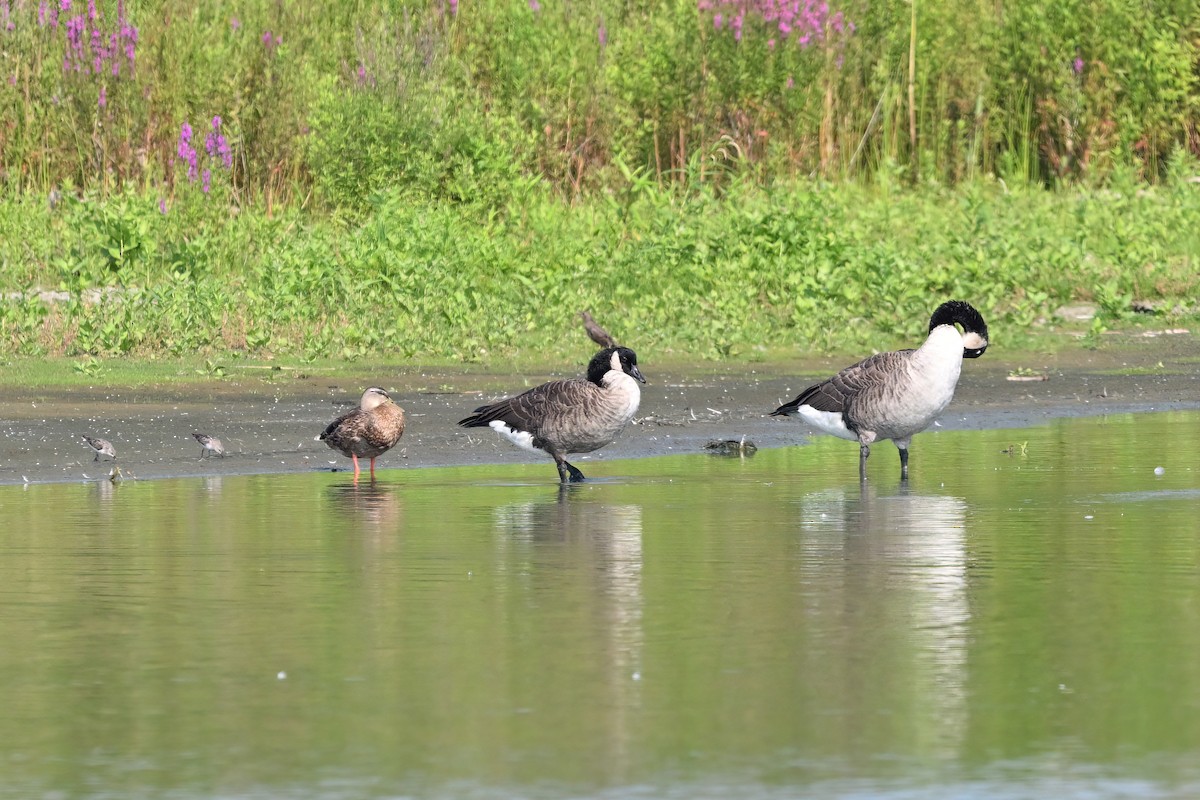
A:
2;334;1198;485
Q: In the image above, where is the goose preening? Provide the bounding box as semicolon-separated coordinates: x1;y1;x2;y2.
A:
317;387;406;480
458;346;646;483
580;311;618;349
770;300;989;480
192;433;226;459
80;435;116;462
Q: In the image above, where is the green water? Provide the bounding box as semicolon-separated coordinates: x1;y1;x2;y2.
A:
2;411;1200;799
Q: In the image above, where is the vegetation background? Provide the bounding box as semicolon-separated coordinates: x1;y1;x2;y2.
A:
1;0;1198;364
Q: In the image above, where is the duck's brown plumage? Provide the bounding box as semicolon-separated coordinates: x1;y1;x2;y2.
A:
318;387;406;479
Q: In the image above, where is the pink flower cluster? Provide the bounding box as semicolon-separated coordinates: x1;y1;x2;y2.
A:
699;0;852;46
55;0;138;76
177;116;234;194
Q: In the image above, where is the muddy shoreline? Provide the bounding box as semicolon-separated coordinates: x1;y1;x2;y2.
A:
2;336;1198;485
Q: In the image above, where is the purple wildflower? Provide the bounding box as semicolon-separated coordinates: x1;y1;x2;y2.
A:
1073;57;1084;75
38;0;47;25
86;0;96;21
704;0;853;48
448;0;457;15
178;122;198;181
202;169;211;194
528;0;540;11
91;28;106;73
64;15;86;72
785;75;794;89
98;85;106;108
598;18;607;47
60;0;70;10
108;31;120;74
158;198;167;214
230;16;240;30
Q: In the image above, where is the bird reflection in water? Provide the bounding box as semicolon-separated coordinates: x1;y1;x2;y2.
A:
492;485;644;777
797;481;970;760
325;481;405;539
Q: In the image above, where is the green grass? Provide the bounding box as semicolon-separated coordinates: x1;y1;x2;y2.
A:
3;174;1199;365
2;0;1197;370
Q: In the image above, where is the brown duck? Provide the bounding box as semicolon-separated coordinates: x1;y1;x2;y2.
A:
318;387;406;480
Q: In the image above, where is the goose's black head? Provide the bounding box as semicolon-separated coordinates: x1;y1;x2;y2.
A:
929;300;989;358
587;346;646;385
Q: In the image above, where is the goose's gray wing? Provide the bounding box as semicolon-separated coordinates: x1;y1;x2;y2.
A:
772;350;914;417
458;379;580;438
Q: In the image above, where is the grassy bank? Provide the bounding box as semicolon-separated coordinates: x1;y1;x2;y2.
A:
2;173;1199;364
2;0;1198;366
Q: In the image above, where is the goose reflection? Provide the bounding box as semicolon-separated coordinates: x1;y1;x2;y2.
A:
492;486;644;776
797;482;969;759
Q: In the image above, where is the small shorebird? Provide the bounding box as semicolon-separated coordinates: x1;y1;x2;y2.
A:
770;300;989;480
317;387;406;480
580;311;618;349
192;433;226;459
80;435;117;462
458;346;646;483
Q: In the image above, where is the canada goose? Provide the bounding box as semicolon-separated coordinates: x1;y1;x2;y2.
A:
458;346;646;483
192;432;225;459
317;387;406;480
580;311;618;349
80;435;116;462
770;300;988;480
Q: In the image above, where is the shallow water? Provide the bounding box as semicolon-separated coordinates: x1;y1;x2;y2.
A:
2;411;1200;799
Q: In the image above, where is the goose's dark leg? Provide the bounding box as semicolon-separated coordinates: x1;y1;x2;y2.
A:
93;452;99;462
898;447;909;480
858;444;870;480
199;448;206;460
554;454;586;483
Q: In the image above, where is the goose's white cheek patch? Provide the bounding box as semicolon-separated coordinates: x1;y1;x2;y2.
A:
962;331;987;351
489;420;539;453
